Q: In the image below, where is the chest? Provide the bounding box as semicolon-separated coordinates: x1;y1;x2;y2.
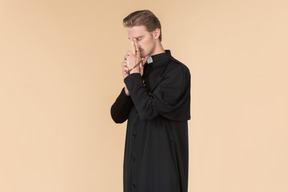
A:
142;65;167;93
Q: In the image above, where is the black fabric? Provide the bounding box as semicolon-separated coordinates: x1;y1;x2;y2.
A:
110;50;191;192
111;88;134;123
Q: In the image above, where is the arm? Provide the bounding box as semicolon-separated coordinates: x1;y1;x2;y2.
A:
124;64;191;121
110;38;153;123
110;88;134;123
110;48;136;123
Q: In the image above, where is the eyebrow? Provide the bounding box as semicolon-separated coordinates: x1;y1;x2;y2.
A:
128;36;143;40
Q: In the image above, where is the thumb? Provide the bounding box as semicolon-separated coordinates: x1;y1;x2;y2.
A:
139;60;144;76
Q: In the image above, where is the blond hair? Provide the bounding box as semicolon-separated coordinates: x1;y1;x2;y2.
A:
123;10;162;41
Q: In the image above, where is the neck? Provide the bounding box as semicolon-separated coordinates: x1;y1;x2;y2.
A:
150;41;165;56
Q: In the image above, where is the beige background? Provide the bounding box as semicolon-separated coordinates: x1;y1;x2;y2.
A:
0;0;287;192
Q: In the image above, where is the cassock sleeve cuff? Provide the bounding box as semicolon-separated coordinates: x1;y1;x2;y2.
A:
119;87;131;100
124;73;143;94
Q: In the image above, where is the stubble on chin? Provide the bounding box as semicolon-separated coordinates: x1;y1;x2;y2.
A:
140;52;145;58
141;51;150;59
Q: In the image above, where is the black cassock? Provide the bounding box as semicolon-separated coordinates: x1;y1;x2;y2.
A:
111;50;191;192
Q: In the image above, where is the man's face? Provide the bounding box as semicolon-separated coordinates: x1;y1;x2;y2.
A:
127;25;156;58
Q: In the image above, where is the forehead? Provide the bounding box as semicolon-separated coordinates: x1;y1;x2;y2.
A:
127;25;149;38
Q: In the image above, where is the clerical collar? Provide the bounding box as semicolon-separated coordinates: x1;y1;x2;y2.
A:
147;56;153;64
146;50;171;67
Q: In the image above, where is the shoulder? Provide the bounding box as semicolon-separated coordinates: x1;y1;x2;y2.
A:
165;56;190;77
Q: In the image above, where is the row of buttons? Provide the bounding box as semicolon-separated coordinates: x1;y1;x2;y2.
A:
131;131;136;190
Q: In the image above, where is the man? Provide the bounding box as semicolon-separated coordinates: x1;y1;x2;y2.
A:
110;10;191;192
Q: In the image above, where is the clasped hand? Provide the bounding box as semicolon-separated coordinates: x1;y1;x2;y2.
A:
121;38;148;78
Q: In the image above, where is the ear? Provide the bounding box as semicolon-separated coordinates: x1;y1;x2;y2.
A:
152;28;161;40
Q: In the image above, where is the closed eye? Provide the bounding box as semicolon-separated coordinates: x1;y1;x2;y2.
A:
128;36;143;41
136;36;143;41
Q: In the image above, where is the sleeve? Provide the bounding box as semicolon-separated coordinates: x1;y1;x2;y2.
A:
110;87;134;123
124;64;191;121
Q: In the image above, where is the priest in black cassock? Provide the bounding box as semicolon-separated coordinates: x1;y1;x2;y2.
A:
111;10;191;192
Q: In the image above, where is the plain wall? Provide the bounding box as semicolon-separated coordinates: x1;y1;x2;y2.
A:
0;0;287;191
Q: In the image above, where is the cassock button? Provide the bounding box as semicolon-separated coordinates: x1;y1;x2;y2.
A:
142;79;146;86
131;156;135;162
132;132;136;139
132;184;136;189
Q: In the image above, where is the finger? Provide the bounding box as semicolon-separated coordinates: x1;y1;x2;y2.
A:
122;62;128;68
133;38;140;56
123;65;129;71
130;38;136;54
125;51;132;60
139;61;144;70
142;56;149;65
122;61;128;67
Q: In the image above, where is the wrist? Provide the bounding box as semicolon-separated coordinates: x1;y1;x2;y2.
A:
130;67;140;74
124;86;130;96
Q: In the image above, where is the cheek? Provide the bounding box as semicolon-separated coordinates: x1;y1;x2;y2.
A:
140;39;149;48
